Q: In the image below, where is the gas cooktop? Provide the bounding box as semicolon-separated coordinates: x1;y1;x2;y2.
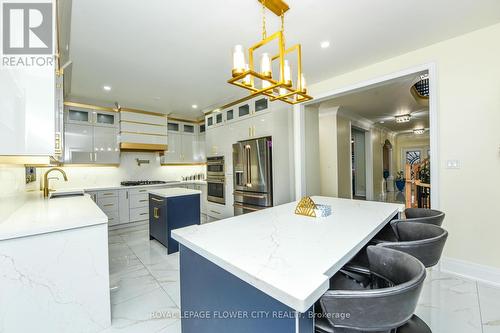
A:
120;180;167;187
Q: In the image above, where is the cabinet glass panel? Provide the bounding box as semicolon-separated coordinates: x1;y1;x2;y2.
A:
96;113;115;125
238;104;250;117
226;109;234;121
168;122;180;131
207;117;213;127
68;110;89;122
200;124;206;133
255;98;268;112
183;124;195;133
216;113;223;124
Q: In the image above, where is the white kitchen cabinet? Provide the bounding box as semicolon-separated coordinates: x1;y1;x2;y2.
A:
163;127;203;164
64;123;94;164
93;126;120;164
118;190;130;225
65;107;93;125
181;134;195;162
64;123;119;164
0;66;55;156
164;132;182;163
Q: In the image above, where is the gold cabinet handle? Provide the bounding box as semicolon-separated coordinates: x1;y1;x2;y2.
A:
139;189;147;192
139;199;148;202
139;212;148;216
151;197;164;203
210;210;221;215
103;204;114;207
103;192;114;196
154;207;160;219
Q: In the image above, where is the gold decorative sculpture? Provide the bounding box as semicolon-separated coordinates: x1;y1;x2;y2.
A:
295;196;317;218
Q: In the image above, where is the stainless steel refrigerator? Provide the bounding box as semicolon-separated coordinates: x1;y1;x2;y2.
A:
233;136;273;215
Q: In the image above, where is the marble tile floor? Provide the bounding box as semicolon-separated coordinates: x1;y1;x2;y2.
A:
101;222;500;333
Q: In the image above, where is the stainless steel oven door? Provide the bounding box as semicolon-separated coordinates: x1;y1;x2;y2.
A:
207;157;225;178
233;202;266;216
207;178;225;204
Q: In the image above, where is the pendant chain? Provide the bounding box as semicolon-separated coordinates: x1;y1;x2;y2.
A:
262;0;267;40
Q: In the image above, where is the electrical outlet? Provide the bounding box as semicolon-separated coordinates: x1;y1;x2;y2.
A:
25;166;37;183
446;160;460;169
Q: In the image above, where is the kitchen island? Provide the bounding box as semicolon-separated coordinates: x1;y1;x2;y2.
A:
172;196;404;333
149;188;201;254
0;192;111;333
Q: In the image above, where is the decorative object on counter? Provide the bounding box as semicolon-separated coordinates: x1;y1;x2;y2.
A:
295;196;317;218
136;158;150;166
314;204;332;218
227;0;313;106
395;171;406;192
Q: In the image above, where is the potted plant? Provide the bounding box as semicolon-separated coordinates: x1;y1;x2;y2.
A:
395;171;405;191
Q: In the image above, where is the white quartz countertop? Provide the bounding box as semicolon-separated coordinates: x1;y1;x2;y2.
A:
172;196;404;312
83;180;206;192
149;188;202;198
0;192;108;241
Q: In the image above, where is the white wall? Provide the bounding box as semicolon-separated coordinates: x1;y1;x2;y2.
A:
308;23;500;270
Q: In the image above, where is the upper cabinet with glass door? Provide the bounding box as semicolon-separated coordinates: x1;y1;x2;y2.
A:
64;106;119;128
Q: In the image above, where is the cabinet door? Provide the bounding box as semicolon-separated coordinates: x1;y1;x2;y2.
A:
93;126;119;164
119;190;130;224
165;132;182;163
65;107;92;125
195;133;206;162
95;110;118;127
181;134;194;162
64;123;94;163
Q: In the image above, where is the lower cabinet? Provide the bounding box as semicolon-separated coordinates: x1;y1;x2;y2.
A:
86;182;208;228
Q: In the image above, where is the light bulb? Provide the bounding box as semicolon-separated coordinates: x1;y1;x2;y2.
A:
243;64;252;87
300;73;307;93
260;53;272;78
283;60;292;86
262;79;271;89
232;45;246;77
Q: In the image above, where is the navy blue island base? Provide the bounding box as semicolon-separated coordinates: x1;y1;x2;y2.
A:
179;245;314;333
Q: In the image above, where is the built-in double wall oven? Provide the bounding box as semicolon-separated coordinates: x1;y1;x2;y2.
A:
206;156;225;204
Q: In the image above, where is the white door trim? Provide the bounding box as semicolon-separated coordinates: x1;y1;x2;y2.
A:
295;62;439;208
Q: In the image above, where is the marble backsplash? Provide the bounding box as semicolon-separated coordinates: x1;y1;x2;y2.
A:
0;152;205;219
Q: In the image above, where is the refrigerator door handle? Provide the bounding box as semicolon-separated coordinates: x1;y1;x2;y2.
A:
245;144;252;187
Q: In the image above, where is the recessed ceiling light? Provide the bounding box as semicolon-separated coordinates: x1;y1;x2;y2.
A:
320;41;330;49
153;97;161;101
103;86;111;91
379;120;385;124
192;104;198;109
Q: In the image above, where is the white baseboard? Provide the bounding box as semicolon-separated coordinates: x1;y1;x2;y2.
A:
440;257;500;287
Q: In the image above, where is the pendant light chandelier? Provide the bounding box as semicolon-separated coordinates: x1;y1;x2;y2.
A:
228;0;313;105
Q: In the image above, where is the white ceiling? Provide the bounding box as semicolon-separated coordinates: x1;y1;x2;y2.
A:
68;0;500;119
320;71;429;132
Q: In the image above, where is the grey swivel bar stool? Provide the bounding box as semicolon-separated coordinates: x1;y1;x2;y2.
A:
404;208;445;226
375;208;445;242
341;222;448;332
315;246;426;333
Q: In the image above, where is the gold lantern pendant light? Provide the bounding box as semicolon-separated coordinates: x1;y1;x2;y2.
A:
228;0;313;105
